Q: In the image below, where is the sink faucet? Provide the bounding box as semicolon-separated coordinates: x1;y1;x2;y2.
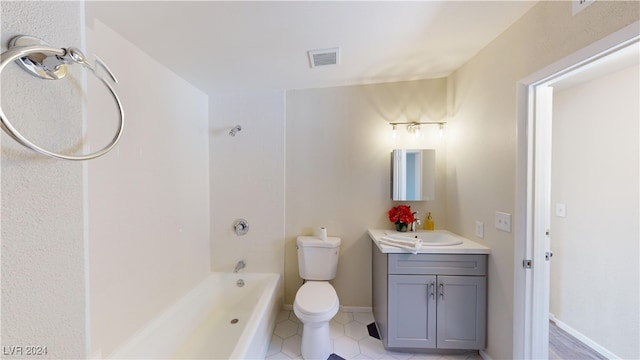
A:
234;260;246;273
411;212;422;232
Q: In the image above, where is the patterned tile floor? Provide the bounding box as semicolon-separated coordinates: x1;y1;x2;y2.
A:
266;310;482;360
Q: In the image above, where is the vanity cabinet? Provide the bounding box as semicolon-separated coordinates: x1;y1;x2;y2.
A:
372;247;487;351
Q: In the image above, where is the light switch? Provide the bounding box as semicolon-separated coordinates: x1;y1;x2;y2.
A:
475;221;484;238
555;203;566;217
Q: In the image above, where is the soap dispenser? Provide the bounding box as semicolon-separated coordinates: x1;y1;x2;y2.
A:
424;212;435;230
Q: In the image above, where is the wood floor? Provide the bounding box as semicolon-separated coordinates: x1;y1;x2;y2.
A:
549;320;607;360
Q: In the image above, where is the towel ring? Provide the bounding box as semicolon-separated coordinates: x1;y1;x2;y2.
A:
0;35;124;161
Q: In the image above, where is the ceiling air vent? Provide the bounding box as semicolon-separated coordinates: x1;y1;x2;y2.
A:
308;47;340;68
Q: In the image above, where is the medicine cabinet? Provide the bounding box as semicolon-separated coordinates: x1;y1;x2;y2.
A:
391;149;435;201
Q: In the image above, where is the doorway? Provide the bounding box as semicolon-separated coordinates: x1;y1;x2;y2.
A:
513;22;639;359
547;42;639;359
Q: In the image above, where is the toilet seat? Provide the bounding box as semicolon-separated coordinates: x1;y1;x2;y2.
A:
294;281;339;316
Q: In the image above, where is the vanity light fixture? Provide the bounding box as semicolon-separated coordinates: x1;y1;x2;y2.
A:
407;123;420;135
410;123;421;138
389;121;446;138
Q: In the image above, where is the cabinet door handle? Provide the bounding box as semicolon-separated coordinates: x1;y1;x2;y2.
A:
429;282;435;299
439;282;444;299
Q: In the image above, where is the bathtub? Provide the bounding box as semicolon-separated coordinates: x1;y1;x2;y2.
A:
108;272;281;359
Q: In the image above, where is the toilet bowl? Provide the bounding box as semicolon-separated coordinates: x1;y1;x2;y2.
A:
294;281;339;360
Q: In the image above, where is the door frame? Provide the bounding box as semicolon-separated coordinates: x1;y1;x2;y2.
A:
513;21;639;359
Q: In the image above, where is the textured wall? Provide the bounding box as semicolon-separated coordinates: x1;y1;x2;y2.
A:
285;79;447;307
1;2;86;359
550;64;639;359
84;20;211;357
446;1;639;359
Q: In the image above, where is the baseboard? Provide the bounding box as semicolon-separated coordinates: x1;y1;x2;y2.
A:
479;350;492;360
282;304;372;313
340;306;372;313
549;313;620;359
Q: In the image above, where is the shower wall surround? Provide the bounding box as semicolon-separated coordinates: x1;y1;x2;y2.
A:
1;2;86;359
85;20;210;357
209;91;285;277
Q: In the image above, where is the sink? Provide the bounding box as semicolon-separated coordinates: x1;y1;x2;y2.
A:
383;230;463;246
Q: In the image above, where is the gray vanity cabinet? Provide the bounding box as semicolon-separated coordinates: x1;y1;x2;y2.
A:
434;275;486;349
373;246;487;351
388;274;437;348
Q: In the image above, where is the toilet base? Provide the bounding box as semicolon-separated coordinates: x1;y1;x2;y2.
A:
293;281;339;359
300;321;331;360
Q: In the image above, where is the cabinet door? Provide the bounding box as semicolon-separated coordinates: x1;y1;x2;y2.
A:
436;276;486;349
388;274;437;348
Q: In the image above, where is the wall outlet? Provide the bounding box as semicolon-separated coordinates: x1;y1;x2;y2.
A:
475;221;484;238
495;212;512;233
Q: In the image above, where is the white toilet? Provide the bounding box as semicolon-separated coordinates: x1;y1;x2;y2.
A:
294;235;341;360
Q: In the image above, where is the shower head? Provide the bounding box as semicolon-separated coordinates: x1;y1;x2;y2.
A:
229;125;242;137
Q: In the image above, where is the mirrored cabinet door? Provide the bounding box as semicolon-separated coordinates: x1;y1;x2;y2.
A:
391;149;435;201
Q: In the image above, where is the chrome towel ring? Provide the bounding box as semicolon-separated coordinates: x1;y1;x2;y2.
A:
0;35;124;161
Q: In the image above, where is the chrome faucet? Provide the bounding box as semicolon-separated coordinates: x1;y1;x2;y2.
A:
411;212;422;232
234;260;246;273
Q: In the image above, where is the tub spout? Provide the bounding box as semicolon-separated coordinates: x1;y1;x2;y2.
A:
234;260;246;273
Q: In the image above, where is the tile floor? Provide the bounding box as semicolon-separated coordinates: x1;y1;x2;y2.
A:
266;310;482;360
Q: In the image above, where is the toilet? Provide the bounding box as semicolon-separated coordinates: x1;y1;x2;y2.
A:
293;235;341;360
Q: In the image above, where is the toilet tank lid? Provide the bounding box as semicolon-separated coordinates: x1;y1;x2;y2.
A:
297;236;341;248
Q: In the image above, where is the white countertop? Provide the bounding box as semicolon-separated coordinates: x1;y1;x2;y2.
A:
368;229;491;254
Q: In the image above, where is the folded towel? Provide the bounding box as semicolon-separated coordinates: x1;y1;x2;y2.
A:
379;239;422;254
381;236;421;246
378;237;423;254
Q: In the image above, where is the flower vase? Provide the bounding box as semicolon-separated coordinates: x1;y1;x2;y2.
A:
395;222;408;232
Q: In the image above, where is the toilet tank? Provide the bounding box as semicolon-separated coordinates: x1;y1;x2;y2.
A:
297;236;341;280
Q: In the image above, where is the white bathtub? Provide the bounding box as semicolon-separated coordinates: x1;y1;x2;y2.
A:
109;272;281;360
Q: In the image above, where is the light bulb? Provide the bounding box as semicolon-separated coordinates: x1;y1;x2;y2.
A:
392;124;397;139
439;124;444;138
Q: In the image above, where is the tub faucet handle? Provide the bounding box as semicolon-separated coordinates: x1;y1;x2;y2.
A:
233;218;249;236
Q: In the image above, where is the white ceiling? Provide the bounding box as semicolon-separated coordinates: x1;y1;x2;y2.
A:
86;1;538;96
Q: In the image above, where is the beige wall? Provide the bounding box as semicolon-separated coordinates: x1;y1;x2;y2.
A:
85;20;211;356
285;79;447;307
1;2;87;359
550;64;639;359
446;1;638;359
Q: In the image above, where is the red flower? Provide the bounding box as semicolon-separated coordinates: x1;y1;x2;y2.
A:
388;205;415;224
